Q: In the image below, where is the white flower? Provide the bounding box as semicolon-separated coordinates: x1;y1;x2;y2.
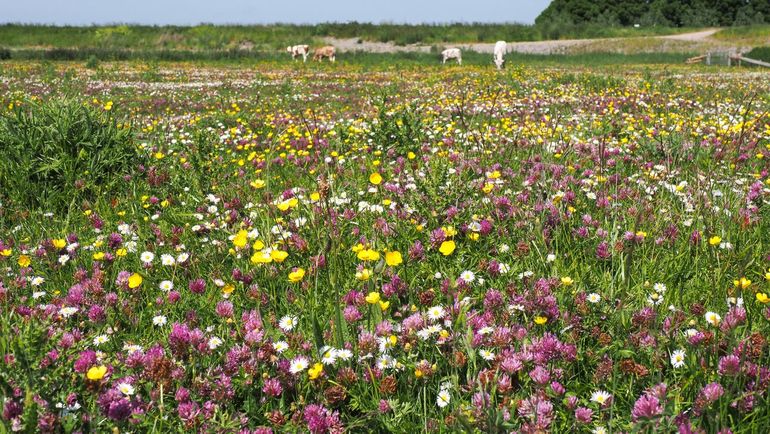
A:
336;349;353;361
459;270;475;283
32;291;46;299
58;255;70;265
321;349;338;365
436;389;451;408
140;251;155;263
653;283;667;294
59;306;78;318
427;306;446;321
152;315;167;326
31;276;45;286
124;344;143;355
705;311;721;326
647;292;664;306
159;280;174;292
670;349;686;368
592;427;608;434
587;293;601;303
93;335;109;346
590;390;612;405
161;254;176;266
546;253;556;262
176;252;189;263
478;326;495;335
499;244;510;253
479;349;495;361
279;315;298;332
498;263;510;274
434;272;442;279
117;383;135;396
208;337;223;350
684;328;698;338
272;341;289;353
289;357;309;375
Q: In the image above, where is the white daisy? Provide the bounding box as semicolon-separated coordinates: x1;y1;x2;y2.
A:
587;293;601;303
93;335;110;346
479;349;495;361
436;389;451;408
478;326;495;335
427;305;446;321
208;337;223;350
272;341;289;353
670;349;686;368
279;315;298;332
590;390;611;405
704;311;721;327
161;254;176;266
459;270;475;283
159;280;174;292
336;349;353;361
176;252;190;263
117;383;135;396
653;283;667;294
140;251;155;263
321;349;338;365
59;306;78;317
152;315;167;326
289;357;309;375
31;276;45;286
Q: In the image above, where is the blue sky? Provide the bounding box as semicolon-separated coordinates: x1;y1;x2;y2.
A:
3;0;552;25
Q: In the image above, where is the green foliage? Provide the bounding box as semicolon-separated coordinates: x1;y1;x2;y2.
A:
746;46;770;62
536;0;770;28
0;99;139;219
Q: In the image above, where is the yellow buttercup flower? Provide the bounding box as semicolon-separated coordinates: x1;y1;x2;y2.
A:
355;268;372;281
92;252;105;261
365;292;381;304
115;248;127;257
385;251;403;267
288;268;306;283
128;273;143;289
708;236;721;246
251;251;272;264
250;179;266;189
17;255;31;267
439;240;456;256
561;276;574;286
369;172;383;185
308;362;324;380
270;250;289;263
86;365;108;381
534;316;548;325
357;249;380;262
756;293;770;304
52;239;67;249
379;300;390;311
232;230;249;248
733;277;751;289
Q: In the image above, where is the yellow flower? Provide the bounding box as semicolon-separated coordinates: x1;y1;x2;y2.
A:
92;252;105;261
442;226;457;237
482;183;494;194
369;172;383;185
52;239;67;249
708;236;721;246
439;240;456;256
733;277;751;289
365;292;381;304
534;316;548;325
128;273;143;289
385;251;403;267
756;293;770;304
355;268;372;281
379;300;390;311
17;255;31;267
310;192;321;202
222;284;235;296
308;362;324;380
250;179;266;189
414;368;423;378
250;251;272;264
0;249;11;257
276;198;299;211
561;276;574;286
351;243;364;253
270;250;289;263
252;240;265;250
766;272;770;282
288;268;306;283
407;152;416;160
115;248;127;257
86;365;108;381
467;232;480;241
357;249;380;262
232;230;249;248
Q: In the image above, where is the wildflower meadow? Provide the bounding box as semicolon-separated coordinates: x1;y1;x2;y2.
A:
1;62;770;433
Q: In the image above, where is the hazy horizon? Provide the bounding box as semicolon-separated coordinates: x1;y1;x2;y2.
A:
2;0;551;26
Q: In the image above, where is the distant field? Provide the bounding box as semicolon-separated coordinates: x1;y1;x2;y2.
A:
0;23;698;51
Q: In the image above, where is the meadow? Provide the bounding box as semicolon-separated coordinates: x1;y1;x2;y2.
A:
1;60;770;433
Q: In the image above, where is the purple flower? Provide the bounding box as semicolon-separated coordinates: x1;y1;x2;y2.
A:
718;355;741;376
700;382;724;403
631;394;663;421
574;407;593;423
188;278;206;294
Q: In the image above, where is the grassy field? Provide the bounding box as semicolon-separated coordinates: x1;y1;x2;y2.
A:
0;60;769;432
0;23;700;50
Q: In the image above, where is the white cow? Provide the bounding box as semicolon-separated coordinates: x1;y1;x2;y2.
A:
287;45;310;62
441;48;462;65
493;40;507;69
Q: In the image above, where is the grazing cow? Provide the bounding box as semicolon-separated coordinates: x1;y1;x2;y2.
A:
441;48;462;65
493;40;506;69
313;46;336;62
287;45;310;62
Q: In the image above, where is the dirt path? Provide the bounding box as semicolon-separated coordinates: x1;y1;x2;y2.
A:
324;28;735;56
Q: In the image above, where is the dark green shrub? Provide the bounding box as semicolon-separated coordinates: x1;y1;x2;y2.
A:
745;46;770;62
0;99;139;217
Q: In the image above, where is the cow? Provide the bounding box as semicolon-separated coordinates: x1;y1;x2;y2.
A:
313;46;336;62
493;41;506;70
287;45;310;62
441;48;462;65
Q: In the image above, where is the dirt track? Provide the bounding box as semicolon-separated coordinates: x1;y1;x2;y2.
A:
324;29;738;56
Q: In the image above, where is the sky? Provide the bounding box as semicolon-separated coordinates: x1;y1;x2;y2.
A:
3;0;552;25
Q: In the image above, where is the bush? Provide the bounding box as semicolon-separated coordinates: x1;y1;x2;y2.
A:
745;46;770;62
0;99;139;218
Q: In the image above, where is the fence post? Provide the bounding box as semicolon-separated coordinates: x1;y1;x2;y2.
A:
706;52;711;66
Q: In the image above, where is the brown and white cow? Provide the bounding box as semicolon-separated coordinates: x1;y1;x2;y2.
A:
313;46;336;62
287;45;310;62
